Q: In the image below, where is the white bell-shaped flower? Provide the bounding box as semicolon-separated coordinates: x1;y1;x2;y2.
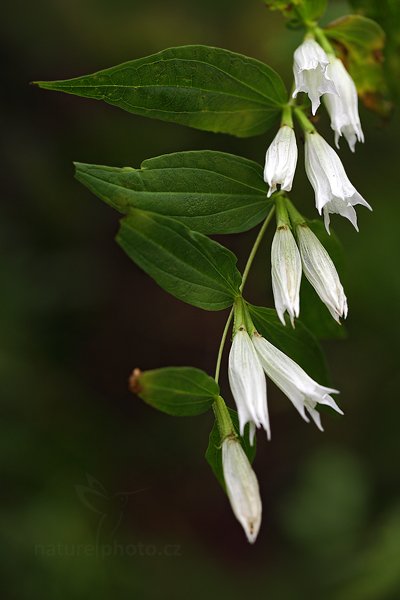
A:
252;333;343;430
264;125;298;197
271;225;302;327
222;437;262;544
297;224;347;322
293;38;337;115
304;131;371;231
324;57;364;152
228;328;270;443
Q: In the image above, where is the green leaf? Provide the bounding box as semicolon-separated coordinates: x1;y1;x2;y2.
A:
129;367;218;416
35;45;287;138
299;0;328;22
298;220;347;341
116;208;241;311
247;303;329;384
205;409;256;489
75;151;271;235
325;15;393;117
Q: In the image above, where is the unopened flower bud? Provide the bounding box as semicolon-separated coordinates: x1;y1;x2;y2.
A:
228;328;270;443
222;437;262;543
264;125;298;197
324;56;364;152
296;225;347;322
271;225;302;326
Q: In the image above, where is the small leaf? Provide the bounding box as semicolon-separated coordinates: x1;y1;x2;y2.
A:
205;409;256;489
35;45;287;138
248;303;329;384
75;151;271;235
129;367;218;416
325;15;393;117
116;209;242;311
298;0;328;22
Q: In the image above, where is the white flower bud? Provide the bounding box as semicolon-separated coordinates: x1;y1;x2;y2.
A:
228;328;270;443
271;225;302;327
252;333;343;430
297;225;347;322
324;57;364;152
222;437;262;543
292;39;337;115
264;125;298;197
304;131;371;231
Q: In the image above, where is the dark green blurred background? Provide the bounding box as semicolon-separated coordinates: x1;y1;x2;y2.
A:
1;0;399;598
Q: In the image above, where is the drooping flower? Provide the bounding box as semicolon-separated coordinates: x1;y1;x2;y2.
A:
271;225;302;326
324;56;364;152
264;125;298;197
296;224;347;322
304;131;372;231
228;328;270;443
222;437;262;544
292;38;337;115
252;333;343;430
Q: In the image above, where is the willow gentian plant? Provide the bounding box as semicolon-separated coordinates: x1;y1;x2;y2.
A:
35;0;390;543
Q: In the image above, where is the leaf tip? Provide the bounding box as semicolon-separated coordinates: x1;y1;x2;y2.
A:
31;80;54;90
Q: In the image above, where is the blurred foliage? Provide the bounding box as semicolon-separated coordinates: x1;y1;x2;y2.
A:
349;0;400;102
325;15;392;117
1;0;400;599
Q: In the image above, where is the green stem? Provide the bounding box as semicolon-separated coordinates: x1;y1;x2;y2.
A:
275;195;291;228
281;104;294;128
211;206;276;437
285;197;306;228
313;27;335;56
294;107;316;134
214;307;234;383
240;206;276;293
213;395;236;440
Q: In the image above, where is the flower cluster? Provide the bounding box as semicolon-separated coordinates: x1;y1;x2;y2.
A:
271;200;348;325
264;37;371;232
224;35;371;544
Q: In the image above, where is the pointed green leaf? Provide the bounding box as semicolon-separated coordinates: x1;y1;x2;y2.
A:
75;151;270;235
247;304;329;384
116;209;241;310
130;367;218;416
205;409;256;489
35;45;287;137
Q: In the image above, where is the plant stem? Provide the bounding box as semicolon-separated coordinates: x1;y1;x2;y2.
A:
240;206;276;292
313;26;335;56
294;107;316;134
213;395;236;440
212;206;276;436
281;104;294;128
214;307;234;383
